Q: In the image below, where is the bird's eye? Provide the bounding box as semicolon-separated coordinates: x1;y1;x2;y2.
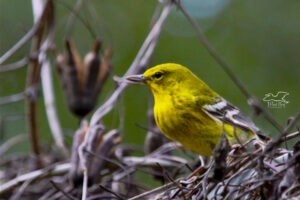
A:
153;72;162;79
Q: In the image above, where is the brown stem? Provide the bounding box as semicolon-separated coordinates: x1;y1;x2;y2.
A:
26;0;54;159
26;36;44;157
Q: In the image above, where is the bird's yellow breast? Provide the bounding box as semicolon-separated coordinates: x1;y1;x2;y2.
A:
153;92;224;156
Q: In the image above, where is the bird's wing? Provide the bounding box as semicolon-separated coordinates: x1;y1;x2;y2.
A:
202;98;260;134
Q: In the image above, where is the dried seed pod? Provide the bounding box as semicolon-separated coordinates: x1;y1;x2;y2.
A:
54;40;113;117
83;41;101;93
89;129;121;183
69;121;106;185
97;45;113;92
68;121;120;185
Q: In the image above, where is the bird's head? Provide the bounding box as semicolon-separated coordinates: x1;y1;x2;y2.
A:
126;63;196;95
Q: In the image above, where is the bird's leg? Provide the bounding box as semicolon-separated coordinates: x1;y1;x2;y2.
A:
187;165;204;179
186;156;211;179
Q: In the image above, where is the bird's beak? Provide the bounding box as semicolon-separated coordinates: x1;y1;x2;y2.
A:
126;74;148;84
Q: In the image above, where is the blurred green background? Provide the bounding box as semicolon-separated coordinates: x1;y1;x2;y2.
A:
0;0;299;155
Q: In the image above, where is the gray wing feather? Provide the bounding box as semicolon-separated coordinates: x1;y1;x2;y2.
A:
203;99;260;134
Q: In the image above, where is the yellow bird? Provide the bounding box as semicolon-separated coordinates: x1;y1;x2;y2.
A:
126;63;267;156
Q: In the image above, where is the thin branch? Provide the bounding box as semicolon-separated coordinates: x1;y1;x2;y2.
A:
0;134;27;156
175;0;283;132
98;184;126;200
32;0;68;156
282;111;300;137
283;130;300;141
0;92;25;105
64;0;96;39
49;180;77;200
84;149;127;174
65;0;85;38
0;27;37;65
122;156;187;167
26;0;54;157
86;0;112;44
150;2;164;28
38;188;56;200
0;57;29;73
128;178;182;200
56;0;97;40
10;179;33;200
41;59;68;155
0;114;24;140
82;169;88;200
265;110;300;153
0;163;71;196
234;182;264;200
90;0;173;126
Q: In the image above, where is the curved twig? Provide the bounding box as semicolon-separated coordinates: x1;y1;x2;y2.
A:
0;92;25;105
0;57;29;73
0;28;37;65
0;163;71;196
128;178;182;200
